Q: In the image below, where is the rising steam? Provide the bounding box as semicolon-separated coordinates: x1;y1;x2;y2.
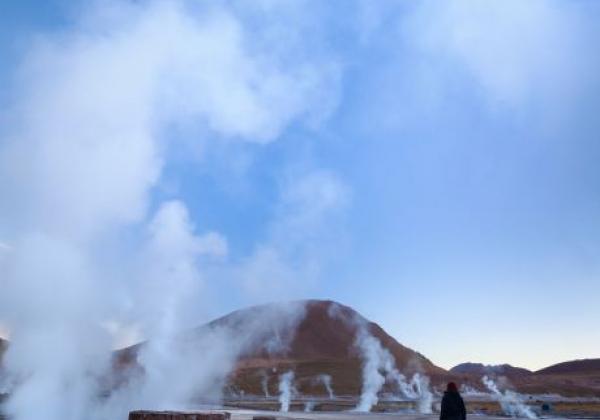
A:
0;1;340;420
352;320;432;413
260;370;270;398
304;401;316;412
278;371;295;412
482;376;537;419
316;374;334;399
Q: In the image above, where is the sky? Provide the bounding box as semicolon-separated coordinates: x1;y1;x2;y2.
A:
0;0;599;374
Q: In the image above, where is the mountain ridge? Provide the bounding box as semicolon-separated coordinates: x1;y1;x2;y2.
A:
450;362;532;377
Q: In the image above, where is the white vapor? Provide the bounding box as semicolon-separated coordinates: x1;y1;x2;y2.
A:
482;376;537;419
260;370;270;398
278;371;295;412
354;328;387;412
316;374;334;399
304;401;316;412
0;1;341;420
352;319;432;413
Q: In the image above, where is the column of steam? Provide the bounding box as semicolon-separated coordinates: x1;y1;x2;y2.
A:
354;329;434;413
278;371;295;412
261;371;270;398
354;332;387;412
317;374;334;399
482;376;537;419
411;373;433;414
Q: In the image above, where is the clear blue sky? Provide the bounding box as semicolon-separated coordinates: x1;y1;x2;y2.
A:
1;0;599;371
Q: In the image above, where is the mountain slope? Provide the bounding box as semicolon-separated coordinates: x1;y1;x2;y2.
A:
226;300;446;395
231;300;443;372
536;359;600;376
450;362;532;378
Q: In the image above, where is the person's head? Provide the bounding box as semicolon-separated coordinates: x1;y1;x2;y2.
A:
447;382;458;393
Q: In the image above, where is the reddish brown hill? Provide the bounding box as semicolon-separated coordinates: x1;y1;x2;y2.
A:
114;300;446;396
225;300;443;372
535;359;600;376
225;300;446;396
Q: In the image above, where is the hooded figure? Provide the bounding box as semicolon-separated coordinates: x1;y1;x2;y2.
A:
440;382;466;420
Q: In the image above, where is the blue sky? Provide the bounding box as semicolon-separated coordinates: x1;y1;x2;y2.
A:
1;0;599;372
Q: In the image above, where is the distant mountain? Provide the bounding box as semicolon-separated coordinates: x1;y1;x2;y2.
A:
536;359;600;376
448;359;600;398
450;362;532;378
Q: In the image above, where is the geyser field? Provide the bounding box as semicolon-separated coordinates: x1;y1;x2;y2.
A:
3;300;599;419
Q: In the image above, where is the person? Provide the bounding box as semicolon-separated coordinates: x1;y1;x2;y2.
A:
440;382;466;420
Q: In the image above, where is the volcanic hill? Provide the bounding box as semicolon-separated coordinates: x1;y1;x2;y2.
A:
225;300;447;395
115;300;447;396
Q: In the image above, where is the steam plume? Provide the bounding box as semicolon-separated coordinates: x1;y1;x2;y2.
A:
482;376;537;419
278;371;295;412
316;374;334;399
260;370;270;398
0;1;339;420
304;401;316;412
354;330;387;411
353;322;433;413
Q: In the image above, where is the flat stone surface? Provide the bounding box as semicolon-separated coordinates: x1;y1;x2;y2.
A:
129;411;231;420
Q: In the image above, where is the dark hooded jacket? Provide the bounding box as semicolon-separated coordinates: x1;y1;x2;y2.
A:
440;390;466;420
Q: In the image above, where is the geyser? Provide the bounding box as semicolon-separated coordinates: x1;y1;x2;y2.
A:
354;324;433;413
278;371;295;412
316;374;334;399
482;376;537;419
260;371;270;398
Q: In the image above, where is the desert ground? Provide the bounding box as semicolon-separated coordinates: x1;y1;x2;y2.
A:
220;397;600;419
224;409;464;420
183;408;566;420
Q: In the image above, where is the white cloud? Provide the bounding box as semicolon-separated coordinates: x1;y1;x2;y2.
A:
407;0;585;109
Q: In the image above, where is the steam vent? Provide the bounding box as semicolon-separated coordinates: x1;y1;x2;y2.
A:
128;411;231;420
